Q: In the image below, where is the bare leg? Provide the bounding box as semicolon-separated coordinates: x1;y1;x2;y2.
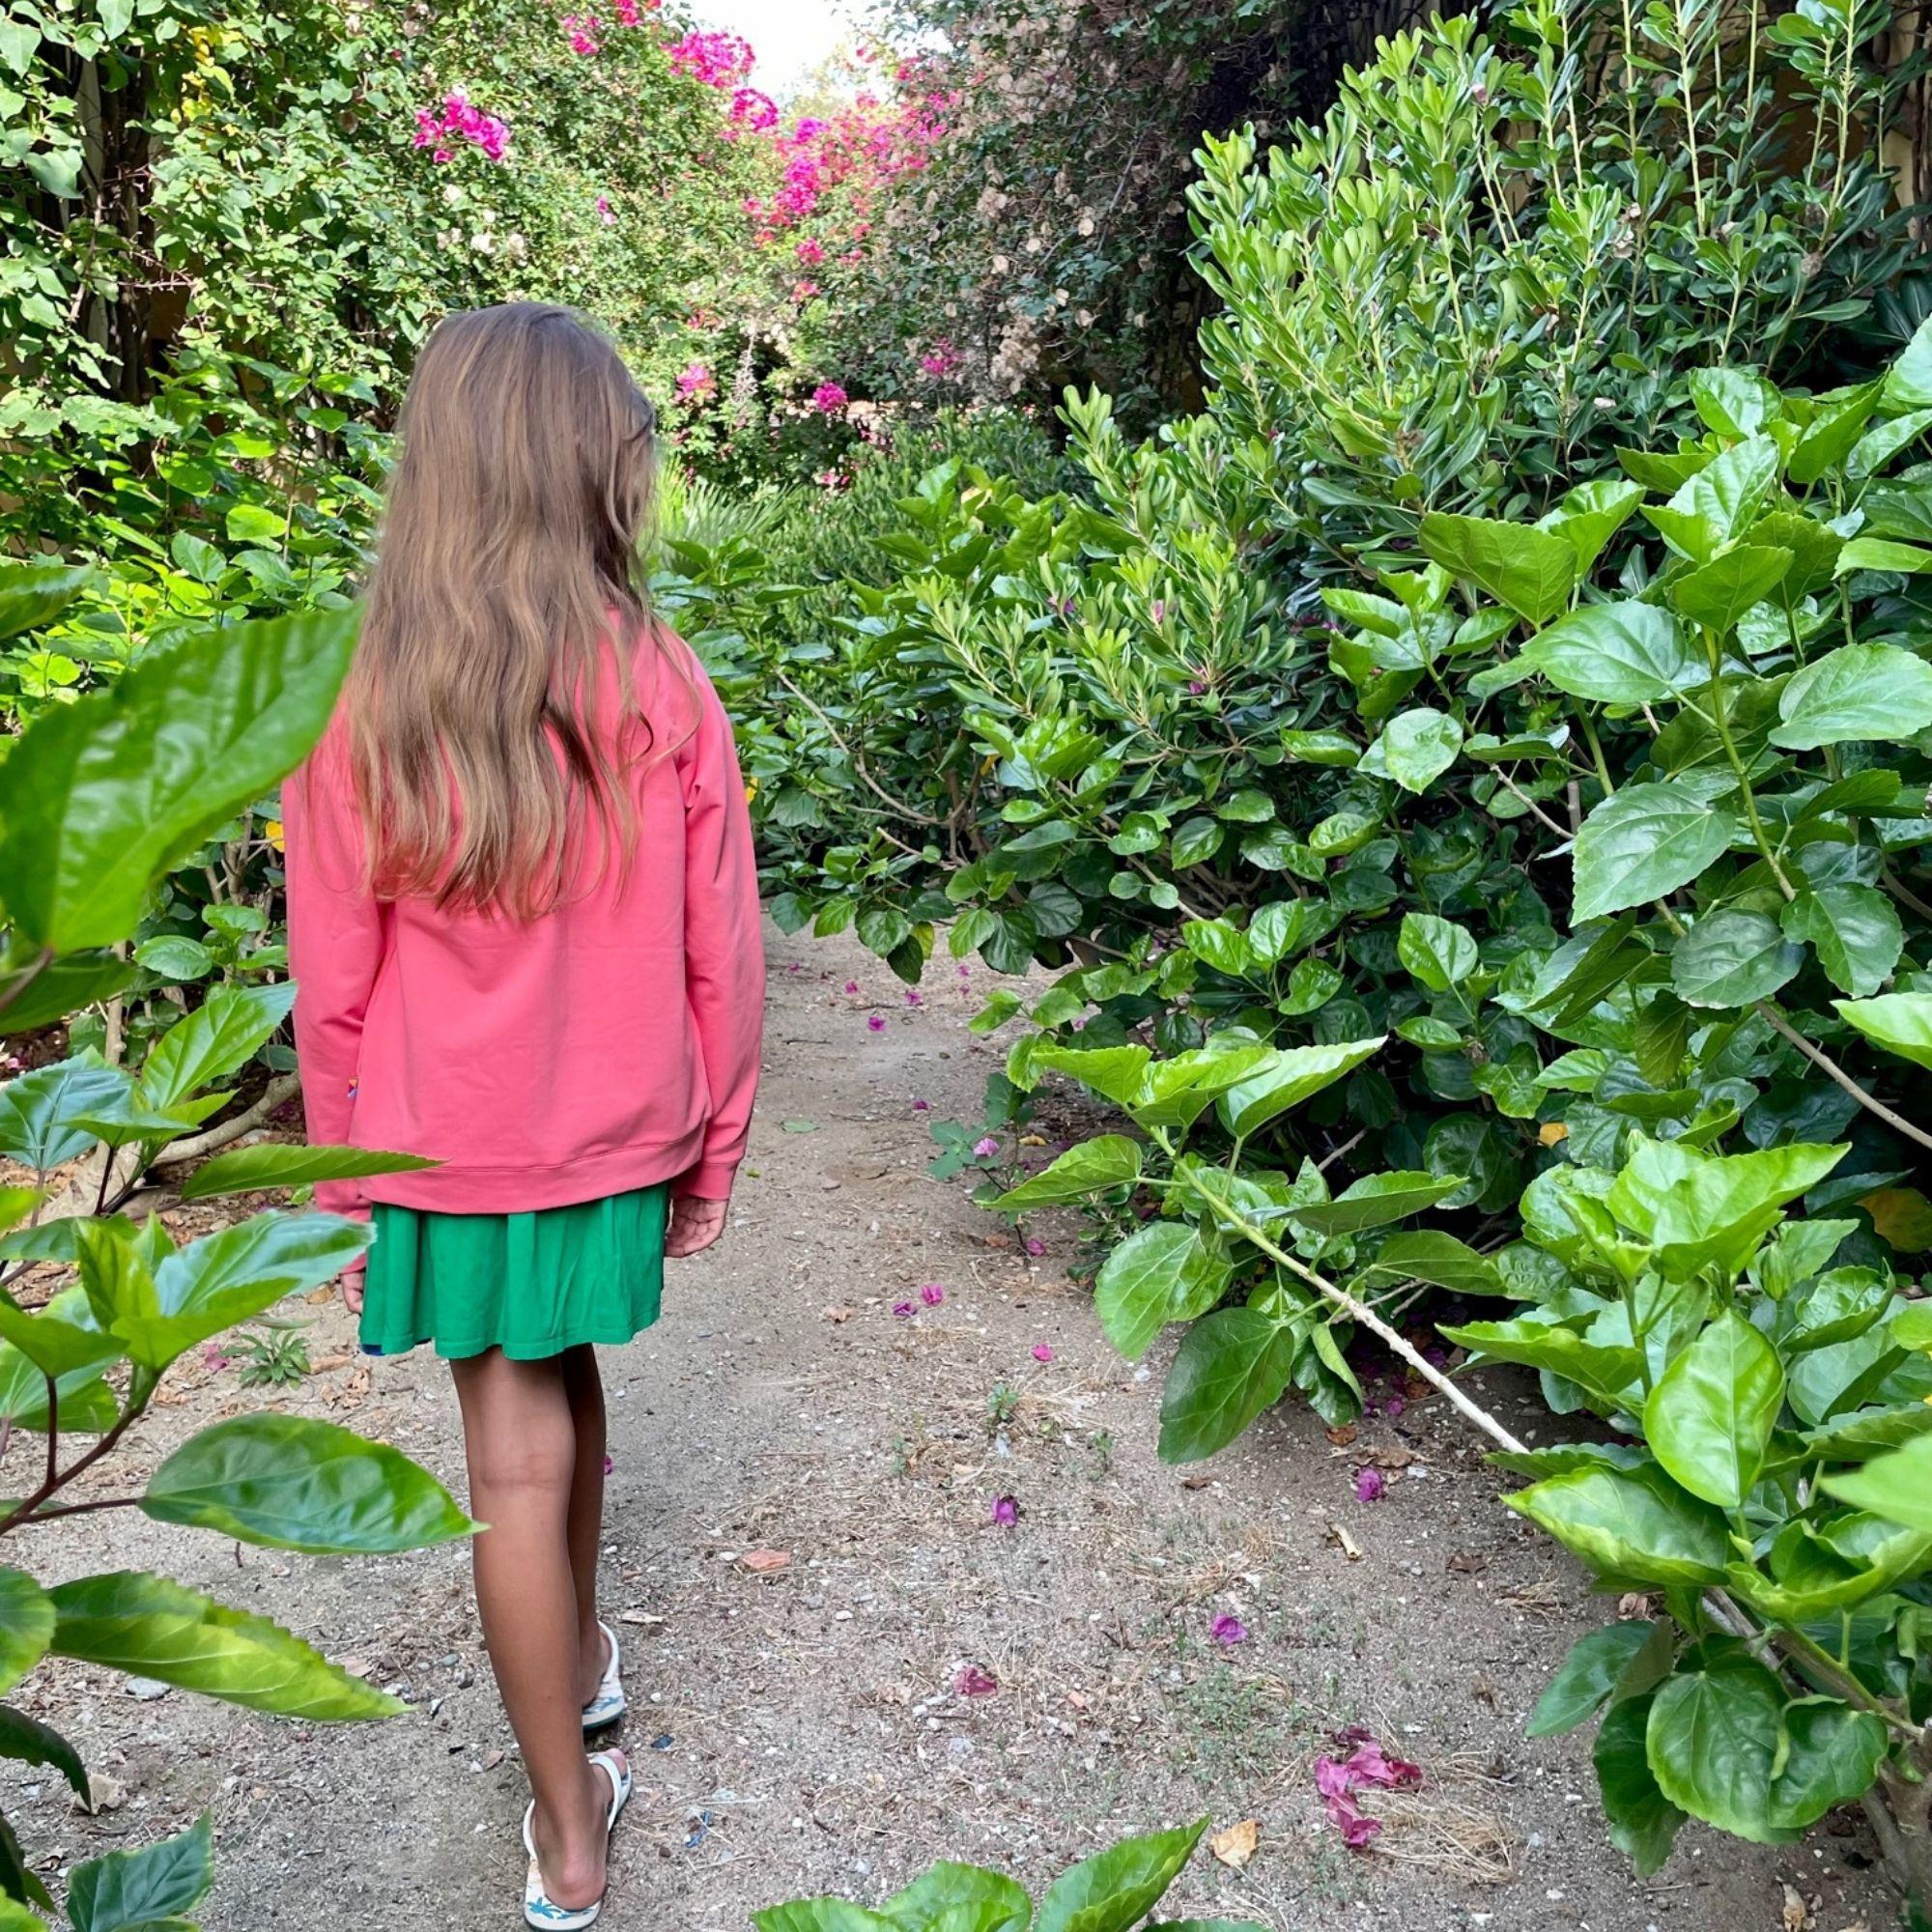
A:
451;1349;624;1912
559;1344;610;1706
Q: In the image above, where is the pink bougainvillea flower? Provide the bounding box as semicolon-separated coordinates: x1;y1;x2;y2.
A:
1355;1466;1387;1503
953;1664;998;1697
1211;1613;1248;1646
1032;1342;1054;1362
911;1097;930;1113
604;1453;614;1475
1314;1736;1417;1850
811;381;850;413
1151;600;1167;623
1024;1236;1045;1258
892;1298;915;1318
919;338;962;378
562;11;602;54
842;979;859;993
990;1494;1019;1527
1187;678;1208;696
973;1136;1000;1157
920;1282;945;1307
201;1342;231;1372
1385;1393;1406;1419
956;963;971;978
1343;1740;1421;1788
674;361;716;402
867;1014;887;1033
596;194;616;225
796;238;826;266
904;989;923;1007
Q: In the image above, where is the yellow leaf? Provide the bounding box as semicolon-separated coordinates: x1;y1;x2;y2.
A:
1209;1818;1261;1869
1861;1186;1932;1254
1538;1121;1568;1147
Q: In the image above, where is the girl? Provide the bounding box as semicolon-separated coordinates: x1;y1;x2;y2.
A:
284;303;763;1928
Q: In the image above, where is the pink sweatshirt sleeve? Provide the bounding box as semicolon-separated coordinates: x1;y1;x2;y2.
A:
676;664;764;1200
282;737;386;1235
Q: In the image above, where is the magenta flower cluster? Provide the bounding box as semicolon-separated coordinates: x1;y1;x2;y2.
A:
412;89;509;164
668;29;754;87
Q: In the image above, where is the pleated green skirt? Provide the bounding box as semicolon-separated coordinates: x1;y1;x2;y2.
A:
359;1184;669;1361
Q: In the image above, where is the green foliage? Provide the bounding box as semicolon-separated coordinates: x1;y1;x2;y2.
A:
0;587;467;1926
752;1821;1264;1932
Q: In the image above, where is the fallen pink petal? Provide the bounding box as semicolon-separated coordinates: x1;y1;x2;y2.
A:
1032;1342;1054;1362
1023;1236;1045;1257
1210;1613;1248;1646
953;1664;999;1697
843;980;859;994
920;1282;946;1306
892;1298;915;1318
867;1014;887;1033
990;1494;1019;1526
973;1136;1000;1156
603;1454;614;1475
1355;1465;1387;1503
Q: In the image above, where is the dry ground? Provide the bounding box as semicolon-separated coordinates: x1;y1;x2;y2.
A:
2;923;1903;1931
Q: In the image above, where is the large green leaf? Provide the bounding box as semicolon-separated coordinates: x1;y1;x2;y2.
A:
883;1862;1032;1932
0;608;357;951
1667;437;1780;550
105;1210;369;1370
0;1059;128;1170
988;1136;1142;1209
0;561;95;642
1833;992;1932;1071
1441;1318;1642;1404
0;951;137;1034
1606;1137;1845;1278
1780;886;1903;999
1033;1819;1206;1932
1351;1231;1501;1296
753;1907;901;1932
1885;310;1932;410
1026;1045;1152;1109
1127;1047;1275;1130
140;981;296;1112
141;1413;476;1555
1642;1312;1783;1508
1417;513;1577;623
1766;1700;1889;1831
1668;911;1801;1009
1213;1037;1384;1138
1503;1463;1730;1587
1156;1307;1300;1463
67;1815;214;1932
1667;547;1792;633
48;1570;402;1719
1094;1224;1226;1362
1537;477;1646;572
1821;1432;1932;1531
1594;1691;1685;1874
1644;1648;1792;1844
1396;913;1476;992
0;1571;54;1698
1519;602;1697;703
1770;643;1932;751
1378;706;1463;793
1527;1622;1657;1737
180;1144;440;1200
1287;1171;1462;1237
1571;785;1739;922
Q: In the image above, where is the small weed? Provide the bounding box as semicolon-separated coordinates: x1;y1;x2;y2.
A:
234;1318;312;1389
889;1434;913;1477
1085;1430;1115;1479
1167;1663;1311;1785
985;1383;1020;1432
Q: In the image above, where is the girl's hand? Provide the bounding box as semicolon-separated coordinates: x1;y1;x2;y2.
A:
666;1195;727;1258
339;1264;366;1317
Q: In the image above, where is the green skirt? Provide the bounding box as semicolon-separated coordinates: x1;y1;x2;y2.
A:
359;1184;669;1361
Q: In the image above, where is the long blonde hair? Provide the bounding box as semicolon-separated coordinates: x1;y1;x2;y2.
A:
347;302;684;921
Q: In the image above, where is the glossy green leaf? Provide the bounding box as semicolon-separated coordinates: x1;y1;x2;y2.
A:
1644;1648;1791;1844
0;1059;128;1171
1379;706;1463;792
1519;601;1697;703
0;952;137;1033
1787;380;1885;484
1033;1818;1205;1932
67;1815;214;1932
1606;1137;1844;1277
1397;913;1477;992
1778;886;1902;999
1766;1701;1889;1831
753;1905;898;1932
1643;1312;1783;1508
0;1571;54;1698
1771;643;1932;750
1095;1224;1228;1361
1834;536;1932;576
988;1136;1142;1209
1502;1463;1730;1587
1352;1231;1502;1296
0;561;95;642
1157;1308;1300;1463
1666;437;1780;550
1537;477;1646;572
1669;910;1802;1009
884;1862;1032;1932
140;981;296;1112
0;1703;86;1799
1572;786;1740;922
48;1570;402;1719
141;1413;475;1555
180;1144;440;1200
1668;546;1792;632
1288;1171;1462;1237
1417;513;1577;622
1821;1432;1932;1531
1833;992;1932;1070
1527;1622;1656;1737
1440;1319;1642;1404
0;608;357;951
1213;1037;1383;1138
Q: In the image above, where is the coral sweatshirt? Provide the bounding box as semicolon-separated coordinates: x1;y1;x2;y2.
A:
283;629;763;1228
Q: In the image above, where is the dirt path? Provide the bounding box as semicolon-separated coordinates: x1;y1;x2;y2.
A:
9;924;1899;1931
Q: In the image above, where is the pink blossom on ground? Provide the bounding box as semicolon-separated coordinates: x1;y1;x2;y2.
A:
953;1664;998;1697
892;1299;915;1319
1355;1466;1387;1503
1211;1613;1248;1646
1032;1342;1054;1362
972;1136;1000;1157
1023;1236;1045;1258
904;989;922;1007
990;1495;1019;1527
1314;1735;1418;1850
201;1343;231;1373
920;1283;946;1307
911;1097;930;1112
604;1453;614;1475
842;979;860;994
867;1014;887;1033
1385;1394;1406;1418
811;382;850;413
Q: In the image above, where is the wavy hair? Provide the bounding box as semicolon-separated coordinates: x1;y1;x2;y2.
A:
346;302;686;920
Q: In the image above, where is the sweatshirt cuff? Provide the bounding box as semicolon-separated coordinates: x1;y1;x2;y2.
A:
673;1158;739;1202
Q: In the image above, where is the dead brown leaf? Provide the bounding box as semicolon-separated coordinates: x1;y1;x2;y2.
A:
740;1548;792;1576
1323;1424;1358;1447
1782;1883;1810;1932
1209;1819;1260;1869
1446;1549;1489;1576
